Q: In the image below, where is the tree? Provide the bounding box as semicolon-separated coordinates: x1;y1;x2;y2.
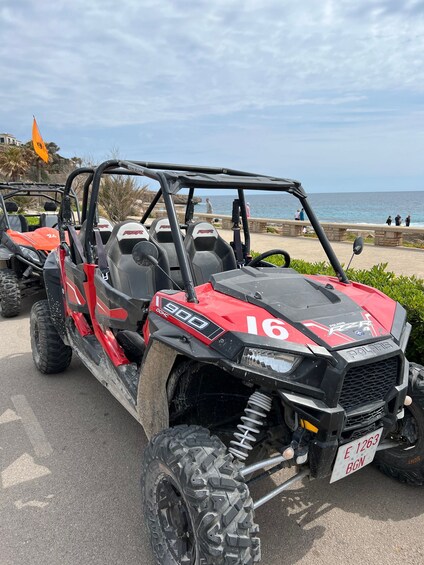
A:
0;146;30;181
99;175;148;222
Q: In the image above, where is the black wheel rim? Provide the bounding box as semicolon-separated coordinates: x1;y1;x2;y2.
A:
156;475;196;564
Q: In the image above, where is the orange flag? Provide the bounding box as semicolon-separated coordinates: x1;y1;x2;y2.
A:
32;117;49;163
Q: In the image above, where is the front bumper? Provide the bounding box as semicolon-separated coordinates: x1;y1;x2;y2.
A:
277;340;409;478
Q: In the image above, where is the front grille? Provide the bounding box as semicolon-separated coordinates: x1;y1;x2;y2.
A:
341;422;378;443
345;406;385;430
339;356;399;412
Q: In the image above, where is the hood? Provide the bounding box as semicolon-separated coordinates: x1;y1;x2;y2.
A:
7;227;60;251
210;267;395;349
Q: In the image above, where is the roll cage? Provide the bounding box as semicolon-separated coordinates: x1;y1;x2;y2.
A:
0;182;80;231
59;161;349;304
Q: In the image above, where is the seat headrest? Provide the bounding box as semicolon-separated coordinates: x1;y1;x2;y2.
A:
150;218;174;243
97;217;113;231
152;218;171;232
116;222;149;241
44;201;58;212
5;201;18;213
190;222;218;240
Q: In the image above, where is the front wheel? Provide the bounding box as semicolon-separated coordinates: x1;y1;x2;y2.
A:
30;300;72;374
0;268;21;318
374;363;424;485
142;425;260;565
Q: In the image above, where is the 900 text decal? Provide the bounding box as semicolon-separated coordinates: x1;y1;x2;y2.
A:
159;298;225;341
163;302;208;330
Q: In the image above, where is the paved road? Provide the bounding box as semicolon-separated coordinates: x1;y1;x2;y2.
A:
1;295;424;565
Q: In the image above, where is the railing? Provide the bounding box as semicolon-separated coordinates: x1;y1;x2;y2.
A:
186;213;424;248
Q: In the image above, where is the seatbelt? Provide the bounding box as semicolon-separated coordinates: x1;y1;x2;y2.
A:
231;199;244;266
94;229;110;279
68;225;86;263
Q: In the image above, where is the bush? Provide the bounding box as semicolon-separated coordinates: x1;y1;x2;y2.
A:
256;255;424;362
99;175;148;222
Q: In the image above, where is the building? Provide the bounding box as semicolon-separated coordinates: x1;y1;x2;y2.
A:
0;133;23;147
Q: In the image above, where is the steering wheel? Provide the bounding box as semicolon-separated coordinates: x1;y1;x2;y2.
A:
248;249;291;268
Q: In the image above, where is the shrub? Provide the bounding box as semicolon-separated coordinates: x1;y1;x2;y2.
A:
99;175;148;222
255;255;424;363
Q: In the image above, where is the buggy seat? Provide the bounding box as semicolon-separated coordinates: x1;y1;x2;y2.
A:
105;221;171;299
184;221;237;286
149;217;184;289
40;201;58;228
5;201;28;232
94;220;172;331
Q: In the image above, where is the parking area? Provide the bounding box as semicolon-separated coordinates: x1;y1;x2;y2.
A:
1;296;424;565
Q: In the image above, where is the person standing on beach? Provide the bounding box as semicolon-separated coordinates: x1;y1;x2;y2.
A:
294;209;300;220
386;215;392;226
299;208;305;221
206;197;213;214
395;214;402;226
246;202;251;218
406;215;411;227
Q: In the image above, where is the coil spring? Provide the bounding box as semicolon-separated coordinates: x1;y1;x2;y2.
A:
229;391;272;461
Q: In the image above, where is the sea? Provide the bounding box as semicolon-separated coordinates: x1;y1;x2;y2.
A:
196;191;424;227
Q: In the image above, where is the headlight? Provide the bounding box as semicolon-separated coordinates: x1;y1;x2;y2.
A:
19;246;41;264
240;347;301;377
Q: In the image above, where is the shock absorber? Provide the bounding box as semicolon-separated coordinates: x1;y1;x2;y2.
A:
229;391;272;461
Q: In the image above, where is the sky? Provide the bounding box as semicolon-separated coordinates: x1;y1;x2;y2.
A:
1;0;423;193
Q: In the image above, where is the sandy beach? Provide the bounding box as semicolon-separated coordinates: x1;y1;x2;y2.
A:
219;229;424;279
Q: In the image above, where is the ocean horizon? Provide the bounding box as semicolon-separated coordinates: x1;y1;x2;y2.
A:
197;190;424;227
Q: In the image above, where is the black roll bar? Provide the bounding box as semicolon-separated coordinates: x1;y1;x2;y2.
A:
300;195;349;283
78;159;349;297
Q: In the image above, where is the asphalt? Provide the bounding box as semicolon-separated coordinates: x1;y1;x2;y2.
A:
219;229;424;278
1;295;424;565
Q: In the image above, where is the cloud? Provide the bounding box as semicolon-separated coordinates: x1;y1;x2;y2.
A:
1;0;423;130
0;1;422;191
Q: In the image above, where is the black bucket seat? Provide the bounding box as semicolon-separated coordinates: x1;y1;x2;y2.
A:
5;201;28;232
149;217;184;289
105;221;171;299
40;201;58;228
184;221;237;286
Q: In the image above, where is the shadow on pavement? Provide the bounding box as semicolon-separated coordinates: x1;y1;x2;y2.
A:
2;350;423;565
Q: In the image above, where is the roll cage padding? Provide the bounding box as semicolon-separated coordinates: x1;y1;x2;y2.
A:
184;221;237;286
105;220;172;299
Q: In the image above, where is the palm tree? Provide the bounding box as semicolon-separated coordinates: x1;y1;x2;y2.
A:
0;146;30;181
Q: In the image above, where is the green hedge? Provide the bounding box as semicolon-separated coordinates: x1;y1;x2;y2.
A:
259;256;424;363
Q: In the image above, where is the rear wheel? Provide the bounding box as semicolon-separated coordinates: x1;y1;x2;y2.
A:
30;300;72;374
375;363;424;485
0;268;21;318
142;425;260;565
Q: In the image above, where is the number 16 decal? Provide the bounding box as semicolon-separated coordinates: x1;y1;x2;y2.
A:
246;316;289;340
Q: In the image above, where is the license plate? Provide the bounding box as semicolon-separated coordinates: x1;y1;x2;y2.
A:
330;427;383;483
